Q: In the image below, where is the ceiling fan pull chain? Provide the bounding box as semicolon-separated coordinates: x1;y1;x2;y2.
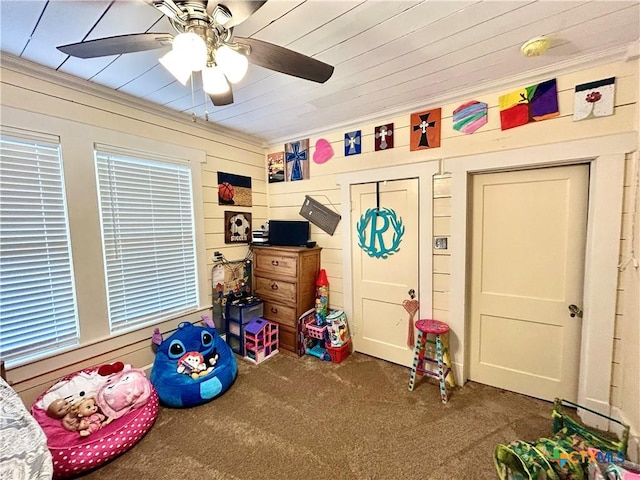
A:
203;89;210;122
190;74;197;122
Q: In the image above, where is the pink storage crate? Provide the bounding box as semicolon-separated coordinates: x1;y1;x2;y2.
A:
305;318;327;340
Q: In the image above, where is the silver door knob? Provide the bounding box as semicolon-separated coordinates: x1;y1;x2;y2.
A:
568;304;583;318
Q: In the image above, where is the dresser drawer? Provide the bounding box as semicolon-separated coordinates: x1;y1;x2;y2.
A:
254;252;297;277
278;325;298;354
254;276;296;304
262;300;297;329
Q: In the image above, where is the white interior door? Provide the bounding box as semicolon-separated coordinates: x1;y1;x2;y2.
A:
351;179;419;367
469;165;589;401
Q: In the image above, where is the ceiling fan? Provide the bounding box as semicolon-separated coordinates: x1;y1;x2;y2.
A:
56;0;334;107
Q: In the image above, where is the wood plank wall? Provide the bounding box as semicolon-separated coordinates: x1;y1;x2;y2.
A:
0;62;265;406
266;59;638;411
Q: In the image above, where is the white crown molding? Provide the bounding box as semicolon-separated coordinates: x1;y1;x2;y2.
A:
0;53;264;147
264;43;635;148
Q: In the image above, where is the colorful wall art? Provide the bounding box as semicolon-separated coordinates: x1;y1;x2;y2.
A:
410;108;441;151
313;138;334;164
574;77;616;121
344;130;361;156
453;101;488;134
374;124;394;151
285;138;310;181
267;152;285;183
217;172;252;206
224;211;252;244
499;78;559;130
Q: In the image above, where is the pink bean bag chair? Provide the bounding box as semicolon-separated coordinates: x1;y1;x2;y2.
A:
31;364;158;478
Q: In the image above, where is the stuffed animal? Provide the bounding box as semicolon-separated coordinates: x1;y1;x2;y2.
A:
150;316;237;408
95;368;152;423
73;398;105;437
177;352;214;379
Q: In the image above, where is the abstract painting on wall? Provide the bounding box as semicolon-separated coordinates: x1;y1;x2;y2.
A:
573;77;615;121
374;124;394;151
267;152;285;183
410;108;441;151
218;172;252;206
345;130;361;156
224;211;252;244
285;138;309;181
453;101;488;134
499;78;559;131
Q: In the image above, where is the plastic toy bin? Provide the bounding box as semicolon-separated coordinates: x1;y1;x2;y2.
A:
305;322;326;340
326;340;351;364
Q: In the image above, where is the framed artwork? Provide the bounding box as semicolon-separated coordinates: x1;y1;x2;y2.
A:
499;78;559;131
267;152;285;183
574;77;615;121
374;124;394;151
410;108;441;151
285;139;310;181
218;172;252;206
453;101;488;134
344;130;361;156
224;211;252;244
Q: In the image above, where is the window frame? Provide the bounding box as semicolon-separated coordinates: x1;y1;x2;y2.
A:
94;144;200;334
2;119;208;383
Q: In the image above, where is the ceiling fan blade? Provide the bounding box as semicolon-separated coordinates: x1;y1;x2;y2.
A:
209;83;234;106
57;33;173;59
236;37;334;83
207;1;266;27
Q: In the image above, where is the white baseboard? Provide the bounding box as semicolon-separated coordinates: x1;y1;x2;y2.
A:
578;397;612;431
611;406;640;463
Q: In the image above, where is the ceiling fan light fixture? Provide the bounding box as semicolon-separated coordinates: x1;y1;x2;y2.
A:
159;50;191;85
172;32;207;71
215;45;249;83
202;65;230;94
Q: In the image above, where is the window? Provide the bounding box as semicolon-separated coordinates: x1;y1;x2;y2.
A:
95;147;198;333
0;133;79;366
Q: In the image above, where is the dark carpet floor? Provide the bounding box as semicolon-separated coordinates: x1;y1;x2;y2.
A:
82;351;555;480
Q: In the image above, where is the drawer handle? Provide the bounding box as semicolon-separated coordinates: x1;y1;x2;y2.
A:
270;307;278;314
271;260;279;266
271;282;279;290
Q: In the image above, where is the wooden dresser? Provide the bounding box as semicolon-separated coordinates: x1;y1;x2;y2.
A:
252;245;321;355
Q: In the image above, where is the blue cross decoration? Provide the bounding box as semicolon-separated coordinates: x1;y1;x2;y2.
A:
344;130;361;156
285;140;308;181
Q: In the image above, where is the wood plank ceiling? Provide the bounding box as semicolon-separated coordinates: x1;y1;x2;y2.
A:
1;0;639;144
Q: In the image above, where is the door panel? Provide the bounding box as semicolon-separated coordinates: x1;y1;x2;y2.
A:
351;179;419;367
469;165;588;401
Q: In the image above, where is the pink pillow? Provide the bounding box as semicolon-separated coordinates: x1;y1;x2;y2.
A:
96;368;151;421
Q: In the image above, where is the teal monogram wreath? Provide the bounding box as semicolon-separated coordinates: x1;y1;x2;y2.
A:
356;207;404;259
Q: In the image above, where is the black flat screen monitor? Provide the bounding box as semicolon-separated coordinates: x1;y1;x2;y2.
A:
268;220;309;247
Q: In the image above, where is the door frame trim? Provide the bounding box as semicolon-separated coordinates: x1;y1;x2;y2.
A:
337;161;440;351
446;132;636;428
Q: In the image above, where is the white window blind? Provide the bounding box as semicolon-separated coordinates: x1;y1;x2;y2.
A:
95;149;198;332
0;135;79;366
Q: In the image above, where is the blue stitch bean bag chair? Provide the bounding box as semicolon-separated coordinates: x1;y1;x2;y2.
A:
150;316;237;408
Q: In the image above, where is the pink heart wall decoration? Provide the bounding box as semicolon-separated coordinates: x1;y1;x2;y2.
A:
313;138;334;164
